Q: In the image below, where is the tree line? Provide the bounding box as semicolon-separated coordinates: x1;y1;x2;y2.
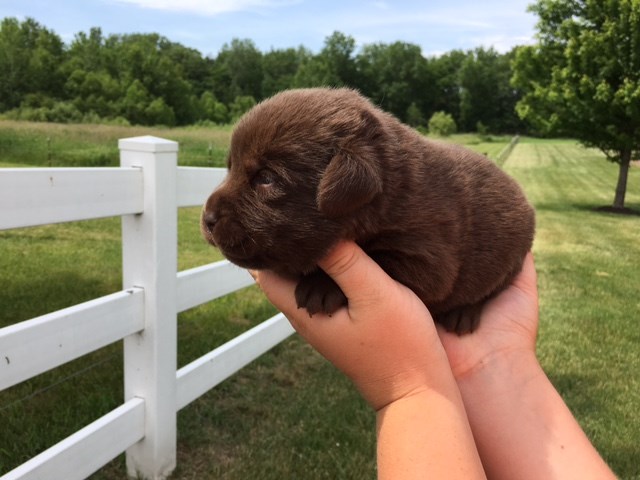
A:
1;0;637;209
0;17;524;132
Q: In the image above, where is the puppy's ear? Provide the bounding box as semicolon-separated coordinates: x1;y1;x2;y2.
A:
316;110;384;217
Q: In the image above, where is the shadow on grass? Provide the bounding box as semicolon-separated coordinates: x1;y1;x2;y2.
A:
533;202;640;217
591;205;640;217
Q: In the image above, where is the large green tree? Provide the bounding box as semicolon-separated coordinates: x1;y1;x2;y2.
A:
261;47;310;98
357;41;434;122
293;31;359;88
0;17;65;110
213;38;263;103
430;49;467;126
459;47;523;133
513;0;640;209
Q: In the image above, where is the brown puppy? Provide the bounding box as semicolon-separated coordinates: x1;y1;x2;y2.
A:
201;88;535;333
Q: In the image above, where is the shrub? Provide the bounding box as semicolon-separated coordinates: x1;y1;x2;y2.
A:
428;111;457;137
476;121;492;142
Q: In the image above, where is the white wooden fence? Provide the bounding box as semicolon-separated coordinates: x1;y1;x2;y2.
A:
0;136;295;480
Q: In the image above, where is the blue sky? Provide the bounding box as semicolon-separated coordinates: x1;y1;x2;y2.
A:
0;0;538;57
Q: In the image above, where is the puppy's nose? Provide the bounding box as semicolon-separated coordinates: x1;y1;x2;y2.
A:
202;210;218;234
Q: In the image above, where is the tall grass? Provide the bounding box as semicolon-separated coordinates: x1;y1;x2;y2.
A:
0;120;232;168
1;122;638;479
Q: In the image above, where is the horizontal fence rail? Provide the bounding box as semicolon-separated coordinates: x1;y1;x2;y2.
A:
0;167;143;230
0;288;145;391
176;313;294;410
177;166;227;207
177;260;254;312
0;136;294;480
2;398;145;480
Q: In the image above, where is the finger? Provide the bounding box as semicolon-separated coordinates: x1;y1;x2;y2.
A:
318;241;390;306
254;270;299;316
511;251;538;297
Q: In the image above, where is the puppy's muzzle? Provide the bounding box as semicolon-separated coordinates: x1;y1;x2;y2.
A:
201;210;218;236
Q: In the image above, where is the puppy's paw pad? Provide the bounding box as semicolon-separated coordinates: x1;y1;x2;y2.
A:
295;270;347;316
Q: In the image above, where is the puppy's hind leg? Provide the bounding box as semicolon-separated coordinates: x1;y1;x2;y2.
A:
433;302;484;335
295;269;348;316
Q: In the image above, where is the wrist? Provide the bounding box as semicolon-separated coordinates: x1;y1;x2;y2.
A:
455;348;544;402
360;369;459;412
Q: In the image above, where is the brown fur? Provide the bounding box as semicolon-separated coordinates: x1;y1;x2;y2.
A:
201;88;535;333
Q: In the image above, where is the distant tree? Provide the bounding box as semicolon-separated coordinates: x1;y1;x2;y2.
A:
0;17;65;110
512;0;640;209
459;47;522;133
476;121;491;141
319;31;359;86
293;31;358;88
406;102;426;127
262;47;310;97
0;18;530;135
293;56;335;87
199;91;229;124
163;42;213;97
121;79;151;125
145;97;175;126
60;30;201;124
430;50;468;126
215;39;263;102
428;111;457;137
229;95;256;122
357;41;434;122
121;34;198;124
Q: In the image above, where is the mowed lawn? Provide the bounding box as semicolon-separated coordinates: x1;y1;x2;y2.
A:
505;139;640;478
0;127;639;479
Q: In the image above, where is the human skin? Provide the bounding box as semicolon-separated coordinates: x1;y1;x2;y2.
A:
255;241;486;479
255;242;615;479
436;252;617;480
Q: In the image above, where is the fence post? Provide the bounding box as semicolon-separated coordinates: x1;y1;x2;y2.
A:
119;136;178;480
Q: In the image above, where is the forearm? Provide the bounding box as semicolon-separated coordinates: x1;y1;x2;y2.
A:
457;351;616;480
376;388;486;480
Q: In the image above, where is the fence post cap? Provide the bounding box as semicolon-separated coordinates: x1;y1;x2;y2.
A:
118;136;179;153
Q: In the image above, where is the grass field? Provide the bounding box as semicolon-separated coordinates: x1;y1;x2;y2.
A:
0;120;232;168
1;121;639;479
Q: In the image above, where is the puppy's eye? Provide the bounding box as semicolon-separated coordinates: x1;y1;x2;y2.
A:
251;169;276;189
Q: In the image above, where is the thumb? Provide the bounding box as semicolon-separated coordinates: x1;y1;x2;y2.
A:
318;241;389;306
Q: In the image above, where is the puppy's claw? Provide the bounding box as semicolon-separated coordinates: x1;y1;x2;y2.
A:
295;270;347;316
434;303;483;335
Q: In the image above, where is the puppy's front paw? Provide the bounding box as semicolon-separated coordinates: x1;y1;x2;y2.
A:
295;270;347;316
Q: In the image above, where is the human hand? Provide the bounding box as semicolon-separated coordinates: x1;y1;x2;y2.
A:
255;241;457;411
437;252;539;380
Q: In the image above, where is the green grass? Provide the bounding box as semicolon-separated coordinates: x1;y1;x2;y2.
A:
0;120;232;168
506;139;640;478
428;132;513;160
1;122;639;478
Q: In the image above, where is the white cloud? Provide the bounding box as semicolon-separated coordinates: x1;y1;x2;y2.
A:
109;0;299;16
372;1;390;9
488;34;536;52
340;11;492;30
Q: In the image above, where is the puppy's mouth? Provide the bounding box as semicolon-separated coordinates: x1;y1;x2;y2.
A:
217;238;267;269
201;213;269;270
